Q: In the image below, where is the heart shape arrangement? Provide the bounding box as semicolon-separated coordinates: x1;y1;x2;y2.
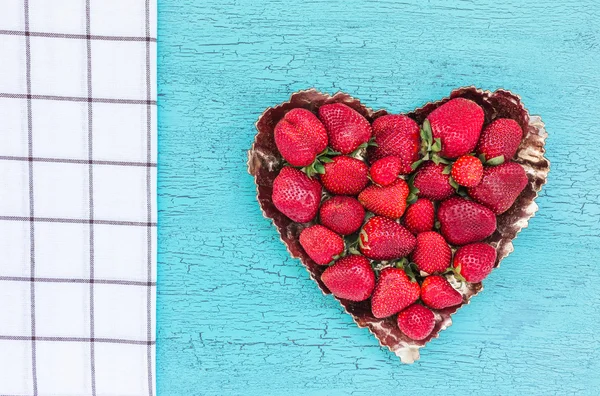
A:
248;87;549;363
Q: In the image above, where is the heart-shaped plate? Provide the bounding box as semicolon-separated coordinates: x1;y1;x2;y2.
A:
247;87;549;363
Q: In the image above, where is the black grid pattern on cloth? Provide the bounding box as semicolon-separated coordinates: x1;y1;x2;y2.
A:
0;0;157;394
0;155;157;167
144;0;155;393
0;216;157;226
23;1;37;394
0;29;157;42
85;1;97;392
0;92;157;105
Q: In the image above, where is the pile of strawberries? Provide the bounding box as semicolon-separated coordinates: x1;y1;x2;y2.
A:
271;98;528;341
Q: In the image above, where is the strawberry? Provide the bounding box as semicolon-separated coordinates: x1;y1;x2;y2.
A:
274;108;328;167
437;197;496;245
321;255;375;301
358;179;409;219
411;231;451;274
451;155;483;187
319;196;365;235
321;156;369;195
371;267;420;318
272;167;322;223
359;216;416;260
369;156;404;186
368;114;420;173
476;118;523;163
397;303;436;340
453;243;497;283
421;275;463;309
413;162;454;201
426;98;484;159
299;225;344;265
403;198;435;234
318;103;372;154
467;162;528;214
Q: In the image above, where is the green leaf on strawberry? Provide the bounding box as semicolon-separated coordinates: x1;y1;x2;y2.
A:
485;155;505;166
448;176;460;191
431;138;442;153
314;163;325;174
406;173;420;203
411;153;429;170
421;119;433;143
348;247;360;255
406;192;418;204
395;257;409;269
431;153;449;166
451;264;467;283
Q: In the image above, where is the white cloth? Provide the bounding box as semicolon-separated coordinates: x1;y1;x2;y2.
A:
0;1;157;395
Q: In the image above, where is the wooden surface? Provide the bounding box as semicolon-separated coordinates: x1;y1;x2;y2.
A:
157;0;600;394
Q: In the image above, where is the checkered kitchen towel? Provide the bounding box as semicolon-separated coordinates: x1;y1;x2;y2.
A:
0;0;157;395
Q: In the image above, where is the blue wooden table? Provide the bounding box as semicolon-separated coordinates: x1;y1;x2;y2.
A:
157;1;600;394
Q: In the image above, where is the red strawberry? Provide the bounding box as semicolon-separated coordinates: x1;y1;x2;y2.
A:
453;243;497;283
397;304;436;340
321;156;369;195
403;198;435;234
358;179;409;219
318;103;372;154
437;197;496;245
476;118;523;162
369;156;404;186
451;155;483;187
426;98;484;159
272;167;322;223
411;232;451;274
467;162;528;214
274;108;328;167
413;162;454;201
321;255;375;301
371;267;420;318
299;225;344;265
368;114;420;173
319;196;365;235
421;275;463;309
359;216;416;260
